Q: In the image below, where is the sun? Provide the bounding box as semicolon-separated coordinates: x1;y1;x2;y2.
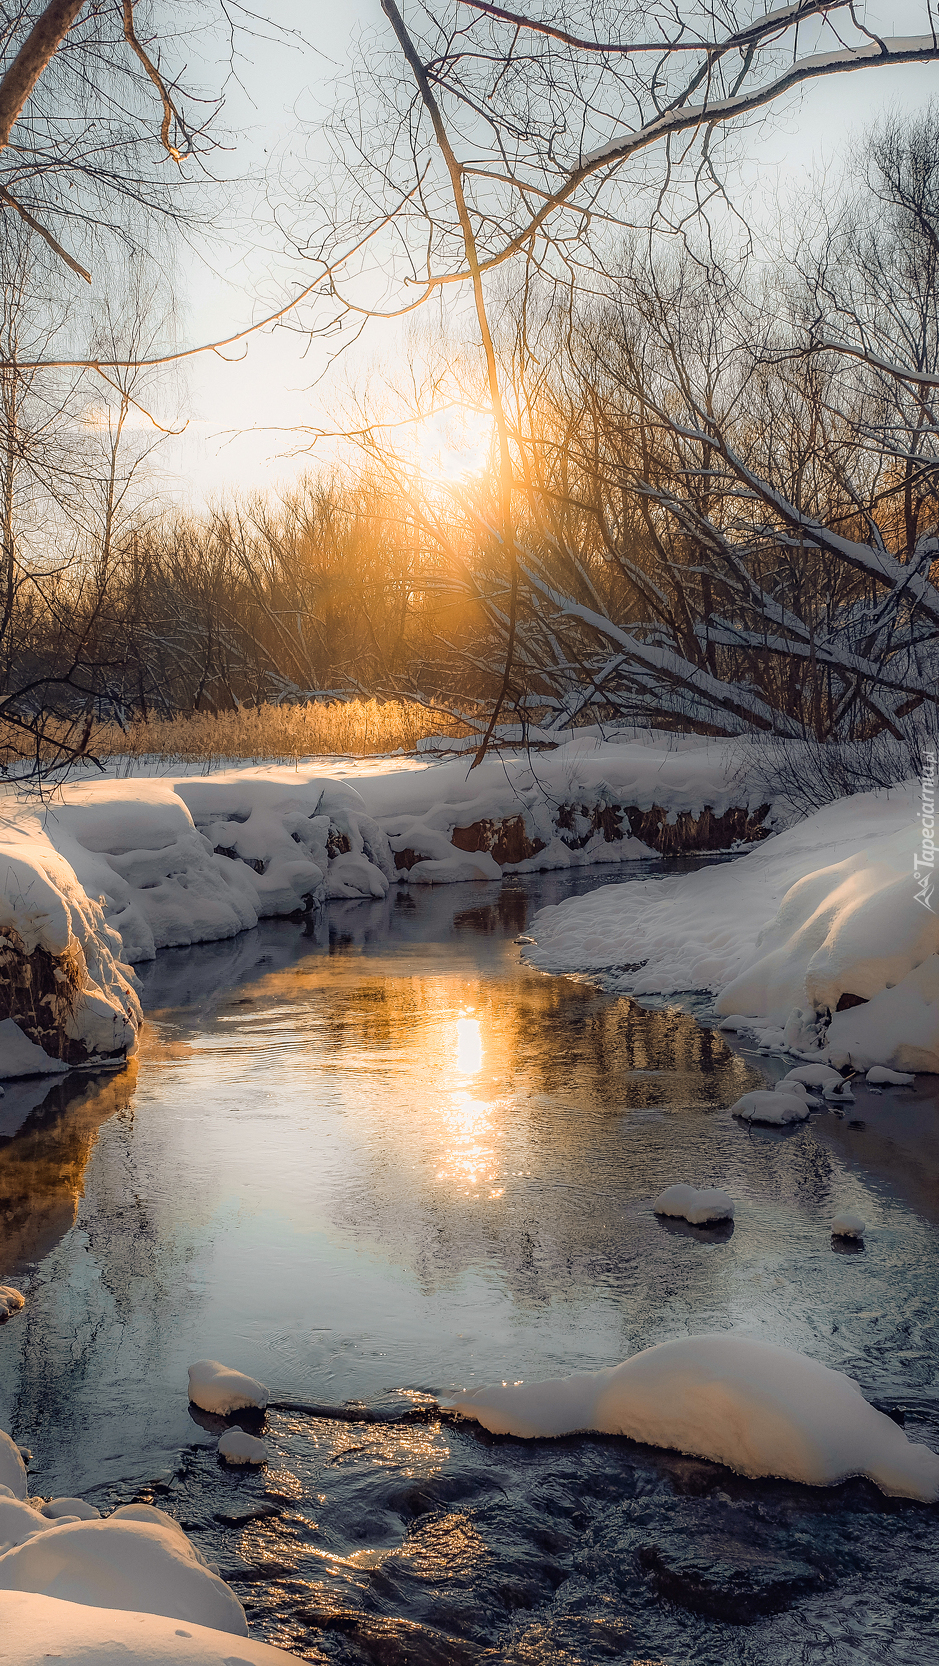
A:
408;405;493;486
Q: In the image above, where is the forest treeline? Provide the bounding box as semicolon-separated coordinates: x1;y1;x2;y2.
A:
3;109;939;773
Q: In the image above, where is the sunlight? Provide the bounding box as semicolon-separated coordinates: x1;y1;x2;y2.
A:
409;406;493;486
455;1016;483;1076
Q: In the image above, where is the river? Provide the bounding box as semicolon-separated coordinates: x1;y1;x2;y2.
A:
1;862;937;1664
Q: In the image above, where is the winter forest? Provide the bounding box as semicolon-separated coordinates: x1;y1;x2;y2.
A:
2;5;939;1665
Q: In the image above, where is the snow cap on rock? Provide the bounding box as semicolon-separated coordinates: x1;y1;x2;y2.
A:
40;1499;100;1521
442;1334;939;1501
187;1360;268;1416
218;1429;267;1466
729;1090;810;1125
832;1213;866;1239
652;1184;734;1225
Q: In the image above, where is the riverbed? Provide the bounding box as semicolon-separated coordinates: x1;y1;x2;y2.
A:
1;863;937;1664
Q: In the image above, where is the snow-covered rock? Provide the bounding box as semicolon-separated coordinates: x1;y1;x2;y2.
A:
187;1360;268;1416
0;1513;247;1633
0;1592;301;1666
0;811;141;1076
0;1285;24;1319
0;1432;27;1500
41;1498;100;1521
442;1335;939;1500
652;1184;734;1224
866;1066;915;1085
218;1429;267;1466
832;1213;866;1239
729;1090;811;1125
781;1064;844;1088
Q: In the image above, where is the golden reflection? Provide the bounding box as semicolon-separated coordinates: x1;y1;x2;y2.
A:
455;1016;482;1076
0;1063;138;1271
436;1088;501;1197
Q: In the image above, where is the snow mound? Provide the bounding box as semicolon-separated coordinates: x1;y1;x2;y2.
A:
832;1213;866;1239
0;1285;24;1319
653;1184;734;1224
0;1592;300;1665
443;1335;939;1500
0;1515;247;1634
188;1360;268;1415
729;1090;810;1125
866;1066;914;1085
0;1432;27;1499
0;1498;47;1552
218;1429;267;1466
781;1064;843;1088
41;1498;100;1521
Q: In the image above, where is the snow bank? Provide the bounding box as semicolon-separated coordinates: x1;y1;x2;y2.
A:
0;810;140;1077
0;1285;24;1319
0;735;773;1059
188;1359;268;1415
0;1428;298;1661
0;1512;247;1633
0;1592;301;1666
218;1429;267;1465
40;776;395;963
653;1184;734;1224
443;1335;939;1500
525;782;939;1071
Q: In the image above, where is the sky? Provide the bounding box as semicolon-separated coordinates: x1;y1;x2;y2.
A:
154;1;939;511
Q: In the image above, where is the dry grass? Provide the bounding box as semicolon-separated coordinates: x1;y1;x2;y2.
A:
76;699;478;770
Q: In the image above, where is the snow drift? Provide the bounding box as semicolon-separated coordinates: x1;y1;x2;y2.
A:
524;782;939;1071
0;1593;301;1666
443;1335;939;1501
0;1513;247;1634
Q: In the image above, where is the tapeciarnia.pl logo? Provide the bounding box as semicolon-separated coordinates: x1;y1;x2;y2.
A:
914;751;936;912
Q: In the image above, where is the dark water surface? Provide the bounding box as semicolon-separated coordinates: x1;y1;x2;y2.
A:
1;864;938;1665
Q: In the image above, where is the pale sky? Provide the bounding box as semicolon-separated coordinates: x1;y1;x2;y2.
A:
154;1;939;510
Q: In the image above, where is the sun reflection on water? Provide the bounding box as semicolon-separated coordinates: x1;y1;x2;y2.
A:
455;1016;482;1076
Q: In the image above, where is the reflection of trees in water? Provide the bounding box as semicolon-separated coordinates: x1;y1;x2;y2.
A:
0;1066;137;1273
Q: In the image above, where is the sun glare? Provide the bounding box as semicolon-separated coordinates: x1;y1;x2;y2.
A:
409;406;493;485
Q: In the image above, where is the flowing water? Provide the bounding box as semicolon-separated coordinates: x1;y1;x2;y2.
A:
1;862;938;1665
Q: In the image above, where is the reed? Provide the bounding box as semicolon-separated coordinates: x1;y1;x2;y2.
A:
0;699;478;774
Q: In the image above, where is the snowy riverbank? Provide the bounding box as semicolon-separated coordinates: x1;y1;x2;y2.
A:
1;734;774;1075
523;781;938;1072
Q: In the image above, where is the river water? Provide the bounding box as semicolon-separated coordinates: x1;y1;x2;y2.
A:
1;863;938;1664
